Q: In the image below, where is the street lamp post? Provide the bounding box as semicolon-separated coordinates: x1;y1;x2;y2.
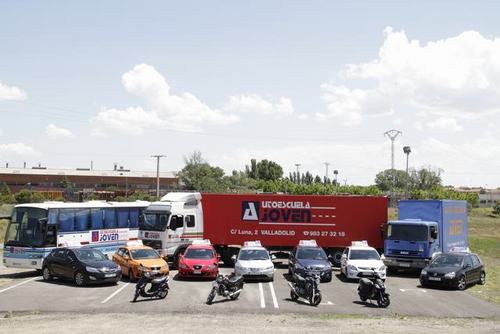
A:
403;146;411;199
151;155;166;198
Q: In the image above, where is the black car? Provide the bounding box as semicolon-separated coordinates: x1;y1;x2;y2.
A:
289;245;332;282
42;247;122;286
419;252;486;290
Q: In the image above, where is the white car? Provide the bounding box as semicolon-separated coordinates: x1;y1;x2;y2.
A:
233;241;275;281
340;242;386;280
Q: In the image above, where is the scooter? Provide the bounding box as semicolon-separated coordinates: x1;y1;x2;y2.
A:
357;270;390;308
206;273;244;305
132;265;170;302
288;272;322;306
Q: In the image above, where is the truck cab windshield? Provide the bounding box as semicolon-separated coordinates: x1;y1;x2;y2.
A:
140;212;170;231
387;224;429;242
5;207;48;247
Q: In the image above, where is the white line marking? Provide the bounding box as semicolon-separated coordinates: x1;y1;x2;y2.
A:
0;277;37;294
268;282;279;309
310;207;336;210
101;282;130;304
258;283;266;308
259;222;336;226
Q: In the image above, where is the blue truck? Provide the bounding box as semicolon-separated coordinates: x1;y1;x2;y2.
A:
383;200;468;271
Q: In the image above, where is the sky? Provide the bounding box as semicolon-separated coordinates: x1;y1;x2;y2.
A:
1;1;500;188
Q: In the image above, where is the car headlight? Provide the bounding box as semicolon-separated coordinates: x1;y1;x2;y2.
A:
86;266;99;273
295;262;304;270
421;269;427;275
208;264;217;270
444;272;456;279
266;265;274;270
347;264;358;271
161;265;169;270
378;265;386;272
179;264;189;270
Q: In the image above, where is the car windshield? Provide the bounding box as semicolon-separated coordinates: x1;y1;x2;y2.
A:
297;247;328;260
238;249;269;261
387;224;429;242
430;254;464;267
131;248;160;259
349;249;380;260
74;249;107;261
184;248;214;259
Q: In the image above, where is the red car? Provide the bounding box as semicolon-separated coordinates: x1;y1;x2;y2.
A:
178;244;219;279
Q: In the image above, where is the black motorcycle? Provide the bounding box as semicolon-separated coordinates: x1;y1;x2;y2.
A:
357;270;390;308
132;265;170;302
206;273;244;305
288;272;322;306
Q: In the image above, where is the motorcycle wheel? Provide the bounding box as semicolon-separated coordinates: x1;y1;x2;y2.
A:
206;288;216;305
158;289;168;299
359;294;367;302
290;290;298;301
309;292;322;306
377;294;390;308
230;292;240;300
132;289;140;303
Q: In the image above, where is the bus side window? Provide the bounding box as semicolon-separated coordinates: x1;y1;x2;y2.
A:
45;224;57;247
129;209;139;228
117;208;129;228
185;215;195;228
104;208;117;229
58;209;75;232
75;209;90;231
90;208;104;229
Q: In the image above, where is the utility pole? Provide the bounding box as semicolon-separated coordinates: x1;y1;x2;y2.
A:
295;164;301;184
151;155;166;198
403;146;411;199
324;162;330;184
384;129;402;206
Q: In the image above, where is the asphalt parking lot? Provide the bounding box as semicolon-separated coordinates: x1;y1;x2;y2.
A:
0;260;499;318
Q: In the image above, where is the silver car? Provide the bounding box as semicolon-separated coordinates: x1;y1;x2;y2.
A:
233;245;275;281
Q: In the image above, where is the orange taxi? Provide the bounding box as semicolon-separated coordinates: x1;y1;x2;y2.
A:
112;243;169;281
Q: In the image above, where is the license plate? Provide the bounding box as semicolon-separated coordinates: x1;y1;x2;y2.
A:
104;274;116;278
193;270;201;274
428;277;441;281
399;263;411;267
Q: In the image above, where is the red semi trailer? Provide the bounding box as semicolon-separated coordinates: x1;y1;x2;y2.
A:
138;192;387;266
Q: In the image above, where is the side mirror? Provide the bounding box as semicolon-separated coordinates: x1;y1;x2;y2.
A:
271;254;277;260
231;254;237;262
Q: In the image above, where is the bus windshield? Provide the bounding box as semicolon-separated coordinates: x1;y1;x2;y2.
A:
387;224;429;242
5;207;48;247
140;212;170;231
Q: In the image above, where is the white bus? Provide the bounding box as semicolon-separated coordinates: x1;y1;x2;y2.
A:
2;201;149;270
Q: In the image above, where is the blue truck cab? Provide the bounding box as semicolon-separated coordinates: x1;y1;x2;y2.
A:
383;200;468;270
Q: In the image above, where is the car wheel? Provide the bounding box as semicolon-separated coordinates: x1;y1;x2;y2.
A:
457;275;467;290
322;275;332;283
419;277;427;288
479;271;486;285
74;271;86;287
42;266;52;281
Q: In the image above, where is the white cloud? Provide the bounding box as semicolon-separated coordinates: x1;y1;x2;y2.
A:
0;143;39;156
224;95;294;115
298;113;309;120
46;124;74;139
426;117;463;132
0;80;26;100
319;27;500;126
91;64;240;136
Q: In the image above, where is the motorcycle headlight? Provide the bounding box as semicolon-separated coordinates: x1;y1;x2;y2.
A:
444;272;456;279
421;269;427;275
86;266;99;273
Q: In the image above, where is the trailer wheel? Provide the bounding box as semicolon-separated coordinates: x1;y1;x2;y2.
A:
329;249;343;267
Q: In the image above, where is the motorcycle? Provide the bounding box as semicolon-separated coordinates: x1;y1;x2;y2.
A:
132;265;170;302
288;272;322;306
357;270;390;308
206;273;244;305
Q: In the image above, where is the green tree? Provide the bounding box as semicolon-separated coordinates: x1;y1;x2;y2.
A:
245;159;283;181
374;169;409;191
179;151;228;192
314;175;322;183
411;167;442;191
0;183;16;204
15;189;45;204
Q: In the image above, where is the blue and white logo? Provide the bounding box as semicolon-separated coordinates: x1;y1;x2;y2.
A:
241;201;260;221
